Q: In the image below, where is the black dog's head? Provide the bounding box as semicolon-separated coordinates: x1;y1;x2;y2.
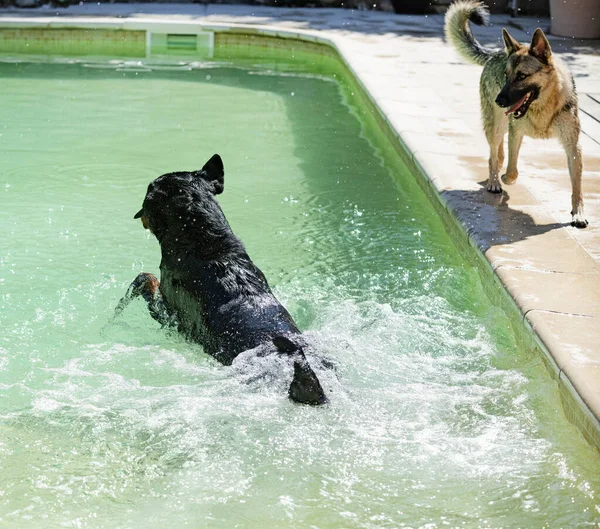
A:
134;154;233;251
495;28;553;119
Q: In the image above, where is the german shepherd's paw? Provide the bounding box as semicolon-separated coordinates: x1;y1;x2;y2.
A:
501;172;518;185
486;180;503;194
571;213;589;229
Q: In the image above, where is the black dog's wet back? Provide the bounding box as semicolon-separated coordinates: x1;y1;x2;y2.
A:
122;154;327;405
158;252;300;365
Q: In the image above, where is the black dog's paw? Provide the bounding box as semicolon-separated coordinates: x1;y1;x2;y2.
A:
128;272;160;298
114;272;160;318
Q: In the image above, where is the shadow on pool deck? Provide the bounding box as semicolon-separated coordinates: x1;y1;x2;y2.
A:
442;185;567;252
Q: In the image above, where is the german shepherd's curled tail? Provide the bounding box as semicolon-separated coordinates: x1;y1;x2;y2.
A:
444;1;491;67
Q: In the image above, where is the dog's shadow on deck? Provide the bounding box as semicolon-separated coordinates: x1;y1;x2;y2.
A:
440;182;568;252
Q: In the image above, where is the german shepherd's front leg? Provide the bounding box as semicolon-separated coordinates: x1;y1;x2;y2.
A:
502;124;523;185
483;104;507;194
564;142;587;228
557;115;588;228
115;272;177;327
487;143;503;193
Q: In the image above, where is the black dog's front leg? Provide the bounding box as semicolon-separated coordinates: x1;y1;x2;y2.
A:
115;272;177;327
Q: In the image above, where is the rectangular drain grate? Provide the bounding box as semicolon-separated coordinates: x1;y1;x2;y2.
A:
148;30;214;58
166;34;197;51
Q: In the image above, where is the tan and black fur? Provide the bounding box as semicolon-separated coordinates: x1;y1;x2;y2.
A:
445;0;588;228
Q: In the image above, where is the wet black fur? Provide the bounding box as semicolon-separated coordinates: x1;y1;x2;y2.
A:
125;154;327;405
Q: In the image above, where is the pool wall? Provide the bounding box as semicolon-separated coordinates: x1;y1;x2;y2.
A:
1;13;599;451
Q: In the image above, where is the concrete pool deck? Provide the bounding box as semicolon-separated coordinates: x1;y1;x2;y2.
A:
1;3;600;448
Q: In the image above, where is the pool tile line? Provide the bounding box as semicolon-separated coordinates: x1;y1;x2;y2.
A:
2;6;600;450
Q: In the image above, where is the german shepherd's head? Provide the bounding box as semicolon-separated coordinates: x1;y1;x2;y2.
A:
495;28;554;120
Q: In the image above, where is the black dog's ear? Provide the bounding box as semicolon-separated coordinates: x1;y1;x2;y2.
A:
529;28;552;64
502;28;522;55
198;154;224;195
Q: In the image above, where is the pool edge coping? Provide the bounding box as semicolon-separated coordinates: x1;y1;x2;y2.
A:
2;14;599;451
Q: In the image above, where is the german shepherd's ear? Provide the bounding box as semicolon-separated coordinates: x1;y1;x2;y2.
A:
198;154;224;195
502;28;522;55
529;28;552;65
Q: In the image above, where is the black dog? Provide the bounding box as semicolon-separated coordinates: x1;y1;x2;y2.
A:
117;154;327;405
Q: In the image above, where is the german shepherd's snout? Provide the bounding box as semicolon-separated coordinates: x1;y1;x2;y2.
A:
494;91;509;108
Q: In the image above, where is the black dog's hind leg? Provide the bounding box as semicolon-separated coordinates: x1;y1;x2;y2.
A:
273;336;328;405
115;273;177;327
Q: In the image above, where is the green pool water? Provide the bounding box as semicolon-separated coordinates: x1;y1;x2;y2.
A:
1;56;599;528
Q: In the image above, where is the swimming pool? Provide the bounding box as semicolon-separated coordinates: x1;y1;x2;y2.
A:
1;53;599;527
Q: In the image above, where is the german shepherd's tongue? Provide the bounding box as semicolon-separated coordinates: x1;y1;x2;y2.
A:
505;93;528;115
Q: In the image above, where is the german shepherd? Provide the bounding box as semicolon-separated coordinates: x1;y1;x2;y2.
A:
445;0;588;228
116;154;328;405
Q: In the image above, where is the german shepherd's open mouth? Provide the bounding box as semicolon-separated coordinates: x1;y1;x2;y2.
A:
496;86;540;119
503;89;538;119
